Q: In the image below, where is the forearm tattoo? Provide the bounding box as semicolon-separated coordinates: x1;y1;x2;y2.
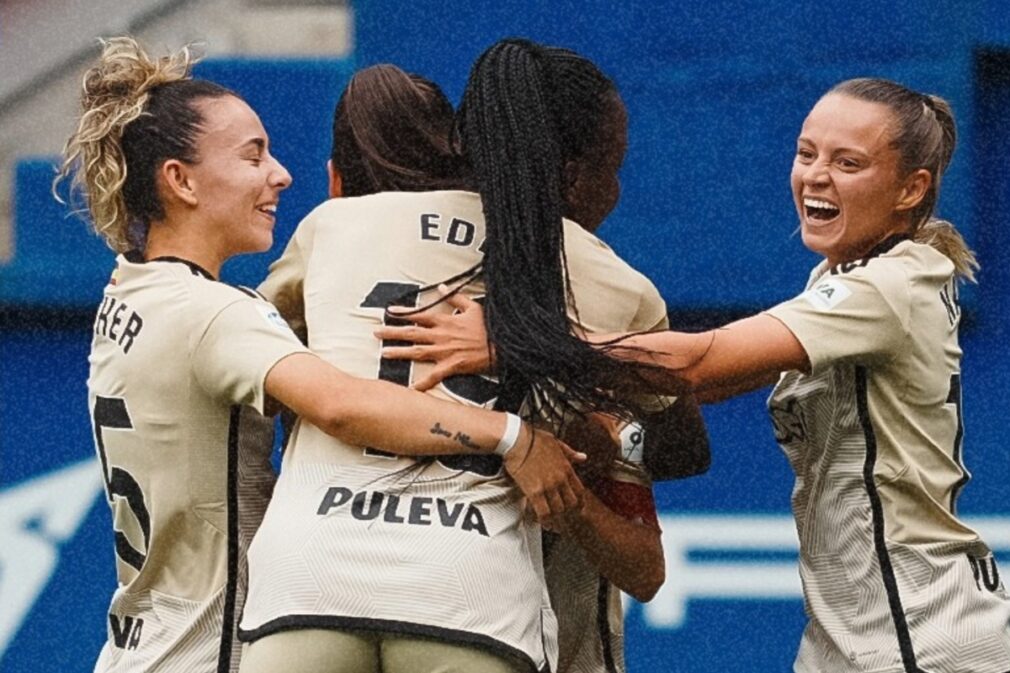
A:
429;422;482;451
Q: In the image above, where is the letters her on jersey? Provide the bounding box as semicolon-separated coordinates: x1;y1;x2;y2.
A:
89;253;308;673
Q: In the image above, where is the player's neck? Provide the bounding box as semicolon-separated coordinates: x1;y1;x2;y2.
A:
145;220;224;279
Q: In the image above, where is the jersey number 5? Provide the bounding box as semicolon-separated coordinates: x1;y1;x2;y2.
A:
92;396;151;573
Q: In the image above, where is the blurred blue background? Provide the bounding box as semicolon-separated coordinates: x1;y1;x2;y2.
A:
2;1;1008;672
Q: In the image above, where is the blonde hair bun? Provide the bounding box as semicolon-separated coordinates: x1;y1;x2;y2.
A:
56;37;202;252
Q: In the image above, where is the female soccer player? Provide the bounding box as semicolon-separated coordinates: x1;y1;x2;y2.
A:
384;78;1010;673
239;49;704;673
58;38;582;673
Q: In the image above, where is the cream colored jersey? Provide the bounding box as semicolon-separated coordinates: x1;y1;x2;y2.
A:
765;237;1010;673
88;252;309;673
545;423;658;673
240;190;665;672
537;262;667;673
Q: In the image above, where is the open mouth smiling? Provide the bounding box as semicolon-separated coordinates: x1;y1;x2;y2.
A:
803;197;840;223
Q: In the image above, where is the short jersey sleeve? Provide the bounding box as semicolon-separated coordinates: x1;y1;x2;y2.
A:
258;215;313;340
765;259;911;374
629;280;669;333
192;298;310;413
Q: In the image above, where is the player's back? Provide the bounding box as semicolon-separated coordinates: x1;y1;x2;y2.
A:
299;189;492;435
89;253;281;673
244;189;670;670
261;189;666;466
244;190;559;670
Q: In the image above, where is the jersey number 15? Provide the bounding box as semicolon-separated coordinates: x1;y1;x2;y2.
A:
361;281;501;477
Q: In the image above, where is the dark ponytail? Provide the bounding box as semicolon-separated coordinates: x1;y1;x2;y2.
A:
458;38;659;421
331;64;466;195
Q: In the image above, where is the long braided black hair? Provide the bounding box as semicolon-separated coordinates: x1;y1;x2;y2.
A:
456;38;660;422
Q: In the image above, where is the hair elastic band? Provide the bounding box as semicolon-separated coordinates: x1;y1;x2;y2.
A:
494;413;523;457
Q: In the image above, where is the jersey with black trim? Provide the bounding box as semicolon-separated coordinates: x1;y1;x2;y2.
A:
240;190;666;672
88;253;308;673
535;267;667;673
545;421;658;673
765;238;1010;673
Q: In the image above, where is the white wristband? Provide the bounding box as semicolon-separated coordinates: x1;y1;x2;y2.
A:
494;413;523;457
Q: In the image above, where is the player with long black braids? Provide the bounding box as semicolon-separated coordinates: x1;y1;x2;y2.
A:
455;38;669;422
239;54;705;673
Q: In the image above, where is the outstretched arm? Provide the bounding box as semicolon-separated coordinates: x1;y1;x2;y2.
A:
376;290;806;400
598;314;808;397
694;372;780;405
265;352;586;521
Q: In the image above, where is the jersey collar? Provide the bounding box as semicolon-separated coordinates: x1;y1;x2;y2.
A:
124;250;217;280
864;233;911;259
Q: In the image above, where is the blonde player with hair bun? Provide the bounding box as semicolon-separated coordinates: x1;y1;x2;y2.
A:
393;78;1010;673
59;37;585;673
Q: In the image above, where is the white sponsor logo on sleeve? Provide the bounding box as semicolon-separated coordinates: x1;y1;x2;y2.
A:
256;304;293;332
802;278;852;311
619;421;645;465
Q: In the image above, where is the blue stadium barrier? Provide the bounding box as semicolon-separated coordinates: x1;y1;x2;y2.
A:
354;0;989;310
0;159;114;308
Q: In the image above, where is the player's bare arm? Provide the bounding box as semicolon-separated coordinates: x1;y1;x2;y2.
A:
694;372;781;405
264;351;585;519
595;314;809;397
541;412;666;601
547;488;664;602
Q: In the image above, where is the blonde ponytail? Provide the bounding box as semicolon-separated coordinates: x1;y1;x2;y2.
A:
913;218;979;283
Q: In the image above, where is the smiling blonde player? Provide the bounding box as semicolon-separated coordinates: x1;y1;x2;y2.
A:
383;78;1010;673
601;79;1010;673
58;38;581;673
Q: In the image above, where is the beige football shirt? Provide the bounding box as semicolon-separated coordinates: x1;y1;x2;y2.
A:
536;232;668;673
243;190;667;672
88;252;308;673
765;238;1010;673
